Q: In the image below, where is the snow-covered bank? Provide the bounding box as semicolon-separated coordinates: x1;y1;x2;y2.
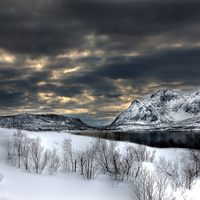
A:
0;164;132;200
0;128;199;200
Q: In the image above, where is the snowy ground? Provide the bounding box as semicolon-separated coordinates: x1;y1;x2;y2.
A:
0;128;199;200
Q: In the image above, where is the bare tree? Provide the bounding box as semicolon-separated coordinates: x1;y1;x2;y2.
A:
128;167;172;200
62;153;70;172
120;144;142;181
92;138;112;174
180;157;197;190
62;137;77;172
129;167;154;200
30;137;43;173
40;149;51;174
156;175;170;200
21;137;32;172
132;144;156;163
13;130;26;168
185;133;200;178
156;156;180;191
156;155;197;191
187;149;200;177
30;137;51;174
4;130;27;168
92;139;156;182
5;132;58;175
4;137;15;164
83;146;100;179
109;141;121;180
77;150;87;175
48;148;61;175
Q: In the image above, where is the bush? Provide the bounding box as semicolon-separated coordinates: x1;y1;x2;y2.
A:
48;148;61;175
4;130;55;174
128;167;172;200
30;137;51;174
62;137;78;172
156;155;198;191
4;130;28;168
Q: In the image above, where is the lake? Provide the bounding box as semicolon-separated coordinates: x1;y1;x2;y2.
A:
70;131;200;148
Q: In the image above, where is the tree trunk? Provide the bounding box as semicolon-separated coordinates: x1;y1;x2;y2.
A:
75;159;76;172
81;158;83;175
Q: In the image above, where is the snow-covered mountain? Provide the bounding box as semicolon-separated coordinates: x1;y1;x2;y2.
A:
0;113;92;131
1;89;200;132
109;89;200;130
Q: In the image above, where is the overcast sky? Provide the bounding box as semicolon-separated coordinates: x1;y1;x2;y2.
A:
0;0;200;125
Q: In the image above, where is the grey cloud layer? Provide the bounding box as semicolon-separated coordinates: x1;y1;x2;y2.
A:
1;0;200;55
0;0;200;125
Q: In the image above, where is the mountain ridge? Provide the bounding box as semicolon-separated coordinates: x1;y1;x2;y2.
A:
0;113;93;131
1;89;200;131
108;88;200;131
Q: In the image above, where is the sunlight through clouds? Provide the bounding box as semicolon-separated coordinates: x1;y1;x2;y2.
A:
64;66;80;73
0;0;200;125
0;49;15;63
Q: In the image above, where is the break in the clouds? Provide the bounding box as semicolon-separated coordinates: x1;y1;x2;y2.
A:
0;0;200;125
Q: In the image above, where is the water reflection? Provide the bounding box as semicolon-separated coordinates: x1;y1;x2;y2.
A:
70;131;200;148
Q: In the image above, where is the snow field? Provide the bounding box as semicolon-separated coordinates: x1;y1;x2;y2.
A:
0;128;199;200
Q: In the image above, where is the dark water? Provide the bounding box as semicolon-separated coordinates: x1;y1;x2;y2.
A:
70;131;200;148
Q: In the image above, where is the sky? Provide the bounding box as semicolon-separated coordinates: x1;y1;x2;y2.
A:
0;0;200;126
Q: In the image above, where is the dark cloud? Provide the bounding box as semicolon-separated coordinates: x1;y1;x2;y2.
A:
0;90;25;107
0;0;85;56
0;0;200;125
68;1;200;36
0;67;28;80
92;47;200;82
0;0;200;57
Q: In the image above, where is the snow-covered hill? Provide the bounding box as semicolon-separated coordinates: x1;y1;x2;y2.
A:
0;128;198;200
0;113;92;131
109;89;200;130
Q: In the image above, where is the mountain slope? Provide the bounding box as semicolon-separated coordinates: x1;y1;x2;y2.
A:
0;113;92;131
109;89;200;130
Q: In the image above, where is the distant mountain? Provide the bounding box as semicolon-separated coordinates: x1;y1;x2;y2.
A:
0;113;93;131
1;89;200;132
108;89;200;131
